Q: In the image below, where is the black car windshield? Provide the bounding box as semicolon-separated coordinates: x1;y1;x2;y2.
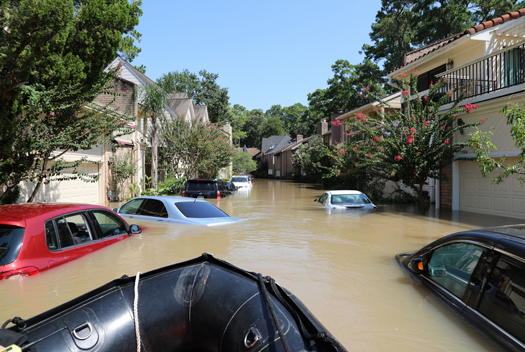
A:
175;202;229;218
186;182;215;192
0;226;25;266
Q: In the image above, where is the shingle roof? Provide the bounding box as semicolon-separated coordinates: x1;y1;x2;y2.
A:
261;135;292;155
193;105;208;123
167;96;193;118
280;135;314;152
402;8;525;67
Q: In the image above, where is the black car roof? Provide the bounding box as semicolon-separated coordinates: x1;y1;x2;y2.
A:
474;225;525;242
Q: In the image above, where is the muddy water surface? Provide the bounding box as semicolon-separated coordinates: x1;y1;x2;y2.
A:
1;179;523;351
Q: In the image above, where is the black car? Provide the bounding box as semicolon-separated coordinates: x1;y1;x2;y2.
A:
397;225;525;351
182;179;231;199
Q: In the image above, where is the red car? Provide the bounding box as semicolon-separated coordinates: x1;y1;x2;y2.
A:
0;203;142;280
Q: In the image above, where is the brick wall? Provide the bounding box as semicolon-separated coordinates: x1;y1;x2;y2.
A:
94;79;137;116
440;162;453;209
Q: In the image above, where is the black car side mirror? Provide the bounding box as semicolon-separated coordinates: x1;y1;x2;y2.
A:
130;224;142;235
410;257;425;273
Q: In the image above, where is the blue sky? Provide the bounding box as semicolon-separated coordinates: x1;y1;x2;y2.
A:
133;0;383;112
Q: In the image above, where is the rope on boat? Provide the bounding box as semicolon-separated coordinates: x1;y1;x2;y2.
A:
259;274;349;352
134;272;141;352
257;273;292;352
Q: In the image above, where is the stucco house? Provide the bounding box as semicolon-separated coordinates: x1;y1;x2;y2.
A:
389;9;525;218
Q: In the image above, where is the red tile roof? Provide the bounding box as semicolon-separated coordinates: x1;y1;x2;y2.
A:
402;8;525;67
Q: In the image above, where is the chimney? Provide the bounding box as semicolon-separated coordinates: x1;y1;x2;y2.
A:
296;134;303;142
317;119;328;135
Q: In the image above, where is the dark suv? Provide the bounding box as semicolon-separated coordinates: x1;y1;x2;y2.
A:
182;179;231;199
397;225;525;351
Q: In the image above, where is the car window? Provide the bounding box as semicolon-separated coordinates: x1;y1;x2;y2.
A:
360;194;371;204
92;211;128;238
119;199;145;214
56;213;93;248
45;221;59;250
231;177;247;183
187;182;216;192
427;242;485;298
478;255;525;343
319;193;328;204
0;226;25;266
139;199;168;218
175;202;229;218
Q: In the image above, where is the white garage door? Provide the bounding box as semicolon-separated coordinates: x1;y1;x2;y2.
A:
23;163;101;204
459;158;525;219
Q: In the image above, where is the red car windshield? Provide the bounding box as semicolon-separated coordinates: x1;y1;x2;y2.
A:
0;226;25;266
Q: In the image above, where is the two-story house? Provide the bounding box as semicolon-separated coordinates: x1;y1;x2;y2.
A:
389;9;525;218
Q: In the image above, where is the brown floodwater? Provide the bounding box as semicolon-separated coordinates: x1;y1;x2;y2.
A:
1;179;523;351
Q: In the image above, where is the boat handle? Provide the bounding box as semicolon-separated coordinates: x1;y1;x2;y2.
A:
244;327;261;349
72;322;93;340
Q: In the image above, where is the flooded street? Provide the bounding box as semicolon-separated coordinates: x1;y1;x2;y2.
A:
1;179;523;351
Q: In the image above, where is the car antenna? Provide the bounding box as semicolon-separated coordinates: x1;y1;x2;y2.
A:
194;198;197;203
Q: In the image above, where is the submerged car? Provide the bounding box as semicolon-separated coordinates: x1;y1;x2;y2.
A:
182;179;231;199
0;203;142;280
397;226;525;351
230;175;251;189
115;196;243;226
314;190;376;210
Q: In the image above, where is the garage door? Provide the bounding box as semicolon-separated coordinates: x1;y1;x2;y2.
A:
24;163;101;204
459;158;525;218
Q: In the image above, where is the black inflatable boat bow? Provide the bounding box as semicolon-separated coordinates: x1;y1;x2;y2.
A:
257;274;348;352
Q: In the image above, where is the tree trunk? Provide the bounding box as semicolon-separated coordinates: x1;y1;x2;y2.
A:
28;156;49;202
151;116;158;190
415;184;428;210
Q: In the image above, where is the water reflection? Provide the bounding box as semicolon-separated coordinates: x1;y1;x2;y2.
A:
1;179;522;351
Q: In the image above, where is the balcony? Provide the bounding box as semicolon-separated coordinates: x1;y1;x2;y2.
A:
436;41;525;102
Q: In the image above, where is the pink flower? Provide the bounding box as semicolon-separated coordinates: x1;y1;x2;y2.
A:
413;172;417;175
50;135;53;138
130;126;135;129
374;136;381;142
465;102;479;113
424;95;429;100
423;121;429;127
402;90;409;96
357;112;366;121
60;131;64;134
331;120;342;127
417;152;421;155
407;138;413;144
410;128;416;134
394;155;402;162
50;112;55;116
444;140;449;145
440;125;446;130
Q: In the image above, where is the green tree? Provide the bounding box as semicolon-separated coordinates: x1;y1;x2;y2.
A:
340;71;483;209
361;0;416;77
411;0;519;46
259;115;287;145
308;59;385;121
469;96;525;185
265;103;312;138
241;109;265;148
159;118;235;179
232;151;257;175
157;70;231;124
229;104;248;145
134;83;168;190
291;136;333;183
0;0;142;202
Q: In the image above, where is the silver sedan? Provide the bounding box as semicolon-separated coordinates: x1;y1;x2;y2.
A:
115;196;244;226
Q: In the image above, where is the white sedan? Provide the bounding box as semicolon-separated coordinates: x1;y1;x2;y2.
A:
230;175;252;189
114;196;244;226
315;190;376;210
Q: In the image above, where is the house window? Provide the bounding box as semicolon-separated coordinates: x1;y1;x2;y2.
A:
417;64;447;92
504;48;524;87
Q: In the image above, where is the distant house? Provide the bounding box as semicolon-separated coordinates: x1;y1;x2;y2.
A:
389;9;525;217
279;135;314;177
260;135;293;176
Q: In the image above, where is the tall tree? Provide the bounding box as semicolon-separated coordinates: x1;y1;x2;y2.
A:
241;109;265;148
308;59;385;120
411;0;519;46
259;115;287;145
0;0;142;202
134;83;168;190
361;0;416;76
157;70;231;124
229;104;248;146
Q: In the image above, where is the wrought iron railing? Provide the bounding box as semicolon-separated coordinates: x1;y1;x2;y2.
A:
436;41;525;102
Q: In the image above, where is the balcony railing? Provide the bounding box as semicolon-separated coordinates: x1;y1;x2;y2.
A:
436;41;525;102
